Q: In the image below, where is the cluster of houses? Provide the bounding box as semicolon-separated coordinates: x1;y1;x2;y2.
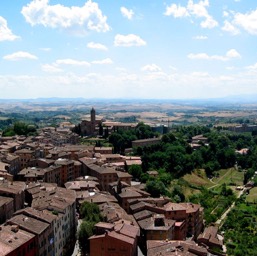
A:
0;125;225;256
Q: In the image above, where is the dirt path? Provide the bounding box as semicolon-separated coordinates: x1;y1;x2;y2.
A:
215;188;244;228
208;168;233;190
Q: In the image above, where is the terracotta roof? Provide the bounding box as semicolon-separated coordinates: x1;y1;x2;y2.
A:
138;216;175;231
0;225;35;255
94;222;114;230
180;203;200;213
114;222;140;238
8;214;49;235
108;231;135;245
134;210;153;221
164;202;187;211
147;240;208;256
0;196;13;207
14;207;56;224
119;188;143;198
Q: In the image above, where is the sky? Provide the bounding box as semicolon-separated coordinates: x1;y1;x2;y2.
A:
1;0;257;99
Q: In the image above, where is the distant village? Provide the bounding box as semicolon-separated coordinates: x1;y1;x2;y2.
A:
0;108;226;256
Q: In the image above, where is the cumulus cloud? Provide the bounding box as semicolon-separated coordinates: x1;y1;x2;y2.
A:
222;20;240;35
3;51;37;61
164;0;218;29
164;4;189;18
193;35;208;40
114;34;146;47
246;63;257;70
233;9;257;35
21;0;110;34
42;58;92;73
41;64;63;73
226;49;241;59
91;58;113;64
0;16;20;41
56;59;90;66
87;42;108;51
188;49;241;61
141;64;162;72
120;7;134;20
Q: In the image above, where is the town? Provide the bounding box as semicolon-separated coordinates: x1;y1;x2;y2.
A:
0;107;256;256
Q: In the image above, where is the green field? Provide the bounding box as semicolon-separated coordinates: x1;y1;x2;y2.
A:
246;187;257;203
178;167;249;201
212;168;244;186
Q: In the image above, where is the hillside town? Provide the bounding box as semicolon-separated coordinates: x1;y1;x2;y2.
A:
0;109;227;256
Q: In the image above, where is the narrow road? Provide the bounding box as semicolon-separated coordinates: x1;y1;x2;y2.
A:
215;188;245;228
71;219;82;256
208;168;233;190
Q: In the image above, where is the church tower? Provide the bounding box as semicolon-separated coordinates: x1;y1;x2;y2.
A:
91;107;96;123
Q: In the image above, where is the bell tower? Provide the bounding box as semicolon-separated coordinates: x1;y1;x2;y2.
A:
91;107;96;123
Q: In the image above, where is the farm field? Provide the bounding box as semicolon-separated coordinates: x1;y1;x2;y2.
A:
246;187;257;203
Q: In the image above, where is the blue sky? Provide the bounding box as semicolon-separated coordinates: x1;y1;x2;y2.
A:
0;0;257;99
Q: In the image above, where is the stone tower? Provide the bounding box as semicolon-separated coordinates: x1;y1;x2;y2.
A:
91;107;96;123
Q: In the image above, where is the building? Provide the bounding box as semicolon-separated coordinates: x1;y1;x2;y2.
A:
0;154;20;176
228;123;257;133
7;214;54;256
14;207;61;256
55;158;81;186
197;226;223;251
82;161;119;191
138;214;175;241
15;149;35;169
132;138;161;148
147;240;209;256
0;224;36;256
0;196;14;224
80;108;102;136
31;187;77;255
0;181;25;212
89;222;139;256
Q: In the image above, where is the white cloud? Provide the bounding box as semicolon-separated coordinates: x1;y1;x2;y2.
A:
188;49;241;61
191;71;209;77
142;64;162;72
39;47;51;52
0;16;20;41
114;34;146;47
87;42;108;51
223;11;229;17
187;0;209;17
188;53;210;60
233;9;257;35
219;75;234;81
222;20;240;35
92;58;113;64
164;4;189;18
3;51;38;61
42;64;63;73
226;49;241;59
246;63;257;70
120;7;134;20
193;35;208;40
21;0;110;33
164;0;218;29
56;59;90;66
200;16;218;29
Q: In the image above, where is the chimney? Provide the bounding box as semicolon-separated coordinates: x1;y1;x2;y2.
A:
11;225;19;233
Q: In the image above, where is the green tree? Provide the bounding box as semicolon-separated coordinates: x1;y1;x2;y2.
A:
145;180;166;197
78;202;104;254
128;165;142;180
78;221;95;254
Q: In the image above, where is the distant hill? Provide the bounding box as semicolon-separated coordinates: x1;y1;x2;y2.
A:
0;94;257;105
